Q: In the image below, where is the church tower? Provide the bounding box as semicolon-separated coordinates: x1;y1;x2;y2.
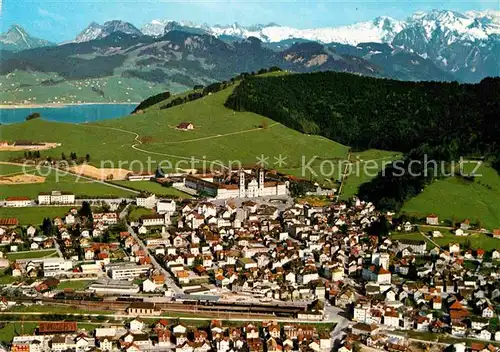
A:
258;168;265;196
239;169;246;198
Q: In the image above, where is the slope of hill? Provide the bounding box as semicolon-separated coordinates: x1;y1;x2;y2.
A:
0;76;349;182
401;162;500;229
225;71;499;154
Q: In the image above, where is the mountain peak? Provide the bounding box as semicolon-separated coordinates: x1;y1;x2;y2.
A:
74;20;142;43
0;24;53;52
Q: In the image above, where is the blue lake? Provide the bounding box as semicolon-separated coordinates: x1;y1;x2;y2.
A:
0;104;137;124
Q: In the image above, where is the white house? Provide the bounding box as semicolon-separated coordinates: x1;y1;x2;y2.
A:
130;318;145;332
136;193;156;209
142;279;157;293
5;196;31;207
157;200;176;215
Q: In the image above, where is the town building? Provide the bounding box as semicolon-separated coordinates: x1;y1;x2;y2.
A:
38;191;75;205
5;196;32;207
184;169;288;200
105;263;151;280
136;193;156;209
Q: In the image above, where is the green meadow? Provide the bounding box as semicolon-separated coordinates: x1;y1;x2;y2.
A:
391;231;500;252
0;83;350;175
401;162;500;230
0;166;134;199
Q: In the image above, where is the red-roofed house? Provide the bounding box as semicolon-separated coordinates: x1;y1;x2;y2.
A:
5;197;31;207
176;122;194;130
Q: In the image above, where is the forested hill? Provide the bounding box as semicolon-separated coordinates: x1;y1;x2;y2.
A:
225;72;500;158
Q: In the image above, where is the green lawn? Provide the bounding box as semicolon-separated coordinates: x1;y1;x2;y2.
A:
127;205;155;222
0;322;38;343
112;181;190;198
6;249;58;261
0;269;19;284
402;162;500;231
0;163;38;176
391;230;500;251
0;206;74;226
0;166;135;200
57;280;94;290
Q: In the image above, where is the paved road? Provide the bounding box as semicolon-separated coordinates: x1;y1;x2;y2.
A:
51;237;64;258
326;305;351;343
119;205;183;295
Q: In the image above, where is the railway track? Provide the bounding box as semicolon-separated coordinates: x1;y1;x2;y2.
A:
9;296;305;318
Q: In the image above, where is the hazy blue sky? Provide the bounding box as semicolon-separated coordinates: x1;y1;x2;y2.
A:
2;0;498;42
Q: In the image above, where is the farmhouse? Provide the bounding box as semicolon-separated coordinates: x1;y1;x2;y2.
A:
176;122;194;130
0;218;19;227
5;196;32;207
426;214;439;225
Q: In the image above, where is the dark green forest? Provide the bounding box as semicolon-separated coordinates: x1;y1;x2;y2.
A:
225;72;500;210
225;72;499;156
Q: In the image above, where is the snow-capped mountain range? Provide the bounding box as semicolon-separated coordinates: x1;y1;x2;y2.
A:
1;9;498;82
139;10;500;45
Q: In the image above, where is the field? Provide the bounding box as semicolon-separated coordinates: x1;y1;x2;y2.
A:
57;280;94;290
0;165;135;199
127;205;155;222
6;249;58;261
111;181;190;198
2;78;498;229
0;206;74;226
391;230;500;251
0;322;38;343
401;162;500;231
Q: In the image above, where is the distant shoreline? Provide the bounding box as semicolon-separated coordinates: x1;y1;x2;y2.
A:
0;102;139;109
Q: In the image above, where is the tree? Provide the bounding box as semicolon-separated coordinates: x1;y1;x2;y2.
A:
41;217;53;236
79;201;93;219
26;112;41;121
61;153;66;160
85;154;90;163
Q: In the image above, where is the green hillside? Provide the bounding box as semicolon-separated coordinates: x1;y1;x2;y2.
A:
401;162;500;230
0;82;349;180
